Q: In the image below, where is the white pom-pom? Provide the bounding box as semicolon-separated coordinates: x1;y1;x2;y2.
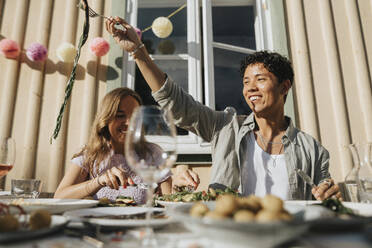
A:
152;17;173;38
57;42;77;63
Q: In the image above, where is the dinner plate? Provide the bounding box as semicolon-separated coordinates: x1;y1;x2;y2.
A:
155;200;195;208
63;207;175;228
0;198;99;214
170;202;308;248
0;215;68;244
284;200;372;231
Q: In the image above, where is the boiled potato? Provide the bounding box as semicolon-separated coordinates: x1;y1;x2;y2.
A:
237;195;262;213
204;211;227;220
190;202;209;217
233;210;255;222
255;210;281;222
215;194;238;216
261;194;283;213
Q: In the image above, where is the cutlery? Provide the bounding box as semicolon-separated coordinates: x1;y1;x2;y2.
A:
295;168;316;188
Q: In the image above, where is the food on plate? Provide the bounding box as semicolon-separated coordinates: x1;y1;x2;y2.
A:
233;210;255;222
190;202;210;217
157;187;238;203
260;194;283;213
98;196;137;207
29;209;51;230
205;210;227;220
0;214;19;232
319;198;354;216
214;194;238;216
236;195;261;213
190;194;292;223
0;203;52;232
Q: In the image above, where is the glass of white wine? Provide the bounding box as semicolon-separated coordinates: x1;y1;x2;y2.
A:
0;137;16;190
125;105;177;247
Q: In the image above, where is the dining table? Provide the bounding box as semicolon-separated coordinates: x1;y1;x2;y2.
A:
0;192;372;248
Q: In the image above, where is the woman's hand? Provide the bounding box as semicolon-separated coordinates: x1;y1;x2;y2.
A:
105;16;142;53
311;179;342;201
172;164;200;189
97;167;134;190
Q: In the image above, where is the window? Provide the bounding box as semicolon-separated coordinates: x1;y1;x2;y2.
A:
121;0;291;154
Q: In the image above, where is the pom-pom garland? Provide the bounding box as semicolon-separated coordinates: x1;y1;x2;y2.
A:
0;39;20;59
26;43;48;62
56;42;77;63
152;17;173;39
89;37;109;57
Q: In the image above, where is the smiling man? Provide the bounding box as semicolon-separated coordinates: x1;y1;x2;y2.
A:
105;17;341;201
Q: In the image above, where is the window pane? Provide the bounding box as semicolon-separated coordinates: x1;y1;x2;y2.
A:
213;48;252;115
134;60;189;135
212;5;256;50
138;4;187;54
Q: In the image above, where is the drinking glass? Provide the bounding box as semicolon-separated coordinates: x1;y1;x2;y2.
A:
125;105;177;247
11;179;42;198
348;143;372;203
0;137;16;179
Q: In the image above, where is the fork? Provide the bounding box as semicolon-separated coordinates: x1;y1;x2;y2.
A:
77;2;109;20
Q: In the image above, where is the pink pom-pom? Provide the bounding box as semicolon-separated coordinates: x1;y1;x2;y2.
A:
26;43;48;62
0;39;20;59
89;37;110;57
134;27;142;40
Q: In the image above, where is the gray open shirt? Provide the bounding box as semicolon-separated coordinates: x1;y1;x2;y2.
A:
153;76;331;200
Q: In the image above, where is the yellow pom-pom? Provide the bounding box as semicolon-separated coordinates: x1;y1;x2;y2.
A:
56;42;77;63
152;17;173;38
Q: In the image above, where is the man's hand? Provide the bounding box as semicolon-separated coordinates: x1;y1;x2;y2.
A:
311;179;343;200
172;164;200;190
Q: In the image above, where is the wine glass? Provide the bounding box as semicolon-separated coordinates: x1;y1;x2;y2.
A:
0;137;16;190
125;105;177;246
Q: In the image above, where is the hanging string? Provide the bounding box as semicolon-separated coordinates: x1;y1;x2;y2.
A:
50;0;90;143
141;3;187;33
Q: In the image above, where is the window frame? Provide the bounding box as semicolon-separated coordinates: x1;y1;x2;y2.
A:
108;0;295;155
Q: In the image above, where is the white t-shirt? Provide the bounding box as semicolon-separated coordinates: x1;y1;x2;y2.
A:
241;132;290;200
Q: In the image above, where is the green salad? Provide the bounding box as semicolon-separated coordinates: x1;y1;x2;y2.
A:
156;187;238;202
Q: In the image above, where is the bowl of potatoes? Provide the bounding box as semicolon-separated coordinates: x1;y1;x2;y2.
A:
169;194;308;248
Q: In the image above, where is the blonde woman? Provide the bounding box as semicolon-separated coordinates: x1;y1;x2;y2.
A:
54;88;199;203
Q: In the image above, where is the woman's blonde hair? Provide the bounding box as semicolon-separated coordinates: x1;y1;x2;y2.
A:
73;87;142;175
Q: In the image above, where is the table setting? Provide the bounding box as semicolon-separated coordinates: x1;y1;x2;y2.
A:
1;111;372;248
1;185;372;248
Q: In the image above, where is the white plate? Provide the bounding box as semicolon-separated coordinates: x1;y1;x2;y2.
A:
155;200;195;208
64;207;175;228
284;200;372;217
170;202;308;248
284;200;372;231
0;215;68;243
0;198;99;214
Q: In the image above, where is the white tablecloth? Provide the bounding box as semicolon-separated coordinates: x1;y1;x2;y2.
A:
2;222;371;248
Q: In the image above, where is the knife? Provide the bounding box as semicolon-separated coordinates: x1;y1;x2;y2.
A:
295;168;316;188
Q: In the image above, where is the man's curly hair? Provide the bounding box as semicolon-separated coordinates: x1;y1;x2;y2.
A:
240;51;294;85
